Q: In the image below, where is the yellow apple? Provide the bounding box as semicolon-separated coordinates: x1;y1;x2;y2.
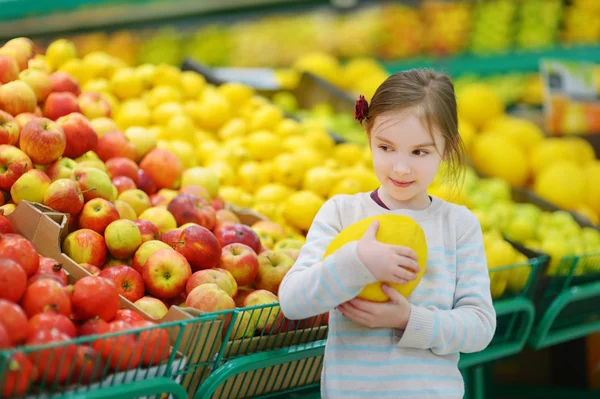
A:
138;207;177;235
125;126;157;161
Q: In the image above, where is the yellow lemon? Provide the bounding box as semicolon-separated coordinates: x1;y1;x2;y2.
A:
489;116;544;152
115;99;151;130
249;104;284;132
246;131;282;161
83;78;110;94
219;186;254;208
584;161;600;214
45;39;77;71
323;215;427;302
276;119;302;137
206;161;236;186
252;201;279;221
159;140;197;169
294;147;323;171
534;161;586;210
190;93;231;130
146;85;182;108
457;83;504;130
334;143;364;167
329;177;362;198
283;190;325;231
180;71;206;99
152;64;181;88
151;102;184;126
218;118;247;141
110;68;145;100
303;167;338;198
237;161;271;193
472;132;529;187
181;167;220;197
91;117;119;138
272;153;305;189
304;128;336;153
255;183;295;204
166;114;196;143
218;82;255;109
196;140;219;165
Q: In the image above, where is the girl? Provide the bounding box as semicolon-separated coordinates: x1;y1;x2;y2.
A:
278;69;496;399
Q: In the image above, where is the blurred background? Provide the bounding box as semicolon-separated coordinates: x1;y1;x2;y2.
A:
0;1;599;398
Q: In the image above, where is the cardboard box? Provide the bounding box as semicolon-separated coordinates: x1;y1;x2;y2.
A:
8;201;326;398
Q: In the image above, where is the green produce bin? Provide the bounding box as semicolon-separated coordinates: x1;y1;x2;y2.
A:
189;247;546;399
0;319;192;398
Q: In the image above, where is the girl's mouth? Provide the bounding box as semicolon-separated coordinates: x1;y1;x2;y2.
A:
390;178;414;188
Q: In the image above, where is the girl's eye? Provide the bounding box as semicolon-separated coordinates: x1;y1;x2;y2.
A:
413;150;429;156
379;145;390;152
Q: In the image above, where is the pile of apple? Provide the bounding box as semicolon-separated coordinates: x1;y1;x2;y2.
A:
0;215;172;397
0;36;327;334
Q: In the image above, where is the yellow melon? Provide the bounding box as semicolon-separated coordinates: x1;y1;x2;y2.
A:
323;215;427;302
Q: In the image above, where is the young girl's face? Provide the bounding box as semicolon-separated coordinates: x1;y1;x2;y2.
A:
370;110;445;209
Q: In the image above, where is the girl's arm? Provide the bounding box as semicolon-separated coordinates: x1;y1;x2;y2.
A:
278;197;377;320
397;209;497;355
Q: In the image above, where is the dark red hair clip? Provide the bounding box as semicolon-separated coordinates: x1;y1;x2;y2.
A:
354;95;368;125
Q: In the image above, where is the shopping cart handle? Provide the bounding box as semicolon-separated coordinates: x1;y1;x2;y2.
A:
194;339;327;399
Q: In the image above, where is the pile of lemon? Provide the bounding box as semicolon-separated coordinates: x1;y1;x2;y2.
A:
57;43;381;237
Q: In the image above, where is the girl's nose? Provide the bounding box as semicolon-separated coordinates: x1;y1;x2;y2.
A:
393;161;411;175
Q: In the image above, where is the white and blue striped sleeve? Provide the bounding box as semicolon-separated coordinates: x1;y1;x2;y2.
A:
278;197;377;320
397;208;496;355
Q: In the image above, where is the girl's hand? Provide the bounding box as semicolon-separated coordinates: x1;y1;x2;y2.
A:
357;220;420;285
337;285;412;330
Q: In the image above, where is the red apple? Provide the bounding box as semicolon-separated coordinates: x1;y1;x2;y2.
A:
13;112;36;128
28;313;77;339
43;91;80;121
95;131;136;162
114;309;145;323
218;243;259;287
56;112;98;159
19;117;66;164
79;198;120;234
233;286;255;308
113;175;137;193
160;228;183;249
0;258;27;302
185;283;235;313
186;268;237;297
0;45;31;71
36;256;68;286
138;168;157;195
214;223;261;253
215;209;241;228
98;265;145;303
21;278;71;317
46;157;77;180
0;233;39;277
72;166;116;203
255;250;294;295
0;80;36;116
0;299;28;345
80;262;101;275
134;219;160;243
44;178;84;214
130;320;170;365
49;71;81;96
0;214;13;234
180;185;211;202
131;239;172;275
106;157;139;184
167;193;216;230
26;328;78;385
139;148;182;190
0;351;35;397
63;229;107;267
211;196;225;211
71;346;106;384
0;109;20;145
71;275;119;321
134;296;169;319
175;225;222;271
142;248;191;299
78;317;109;337
19;68;52;102
150;194;168;207
0;54;18;84
78;91;111;119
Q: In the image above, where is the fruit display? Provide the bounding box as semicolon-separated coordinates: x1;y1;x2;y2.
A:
0;214;175;396
19;0;600;71
456;82;599;223
469;0;517;55
515;0;563;50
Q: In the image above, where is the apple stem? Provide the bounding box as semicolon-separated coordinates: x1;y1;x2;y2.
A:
80;188;97;194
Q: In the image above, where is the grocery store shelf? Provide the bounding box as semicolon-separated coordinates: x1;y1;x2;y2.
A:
0;0;327;38
383;45;600;76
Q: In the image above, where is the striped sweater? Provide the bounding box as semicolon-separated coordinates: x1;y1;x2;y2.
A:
278;192;496;398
